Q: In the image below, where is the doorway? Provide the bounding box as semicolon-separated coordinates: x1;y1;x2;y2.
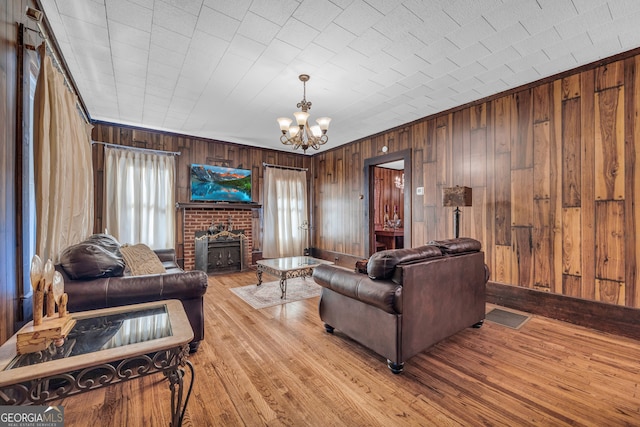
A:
364;149;412;256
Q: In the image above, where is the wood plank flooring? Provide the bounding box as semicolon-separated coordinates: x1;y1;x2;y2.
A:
54;270;640;426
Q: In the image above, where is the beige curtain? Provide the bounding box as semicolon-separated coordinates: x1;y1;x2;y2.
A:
104;147;175;249
101;312;172;348
34;44;93;262
262;167;308;258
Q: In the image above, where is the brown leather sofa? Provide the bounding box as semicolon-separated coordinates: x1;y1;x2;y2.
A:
313;238;488;373
54;235;208;352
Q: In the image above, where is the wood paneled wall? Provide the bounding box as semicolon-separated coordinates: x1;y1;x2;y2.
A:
91;123;310;265
313;52;640;309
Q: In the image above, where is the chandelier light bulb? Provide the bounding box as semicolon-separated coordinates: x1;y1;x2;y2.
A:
316;117;331;132
310;125;322;137
277;117;292;133
293;111;309;127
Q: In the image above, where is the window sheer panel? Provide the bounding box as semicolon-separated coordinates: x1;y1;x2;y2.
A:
104;147;175;249
262;167;308;258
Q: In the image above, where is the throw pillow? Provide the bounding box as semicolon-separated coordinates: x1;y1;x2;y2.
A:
120;244;167;276
59;242;125;280
85;233;122;256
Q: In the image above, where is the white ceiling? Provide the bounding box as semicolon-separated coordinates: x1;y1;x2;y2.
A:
38;0;640;154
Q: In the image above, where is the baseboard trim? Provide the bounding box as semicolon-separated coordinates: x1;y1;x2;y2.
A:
486;281;640;341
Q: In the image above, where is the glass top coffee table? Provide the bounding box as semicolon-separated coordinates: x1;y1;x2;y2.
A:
0;299;194;427
256;256;334;299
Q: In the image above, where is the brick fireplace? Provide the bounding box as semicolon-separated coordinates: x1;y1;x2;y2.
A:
182;207;254;271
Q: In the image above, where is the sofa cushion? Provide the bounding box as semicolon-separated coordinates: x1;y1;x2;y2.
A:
367;245;442;280
428;238;481;254
120;244;167;276
59;241;125;280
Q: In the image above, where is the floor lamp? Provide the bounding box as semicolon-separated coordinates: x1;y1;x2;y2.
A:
442;186;473;238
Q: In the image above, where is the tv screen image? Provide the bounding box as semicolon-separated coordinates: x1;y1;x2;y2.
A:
190;164;252;203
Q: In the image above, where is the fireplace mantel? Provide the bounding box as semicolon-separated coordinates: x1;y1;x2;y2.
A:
176;202;261;210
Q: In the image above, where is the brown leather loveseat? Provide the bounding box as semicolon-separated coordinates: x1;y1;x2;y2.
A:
312;238;488;373
54;234;208;352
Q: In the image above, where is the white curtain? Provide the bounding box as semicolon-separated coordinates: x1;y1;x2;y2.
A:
104;147;175;249
262;167;308;258
33;44;93;262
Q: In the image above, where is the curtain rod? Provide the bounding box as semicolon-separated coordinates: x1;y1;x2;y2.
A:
92;141;181;156
24;21;90;124
263;162;308;171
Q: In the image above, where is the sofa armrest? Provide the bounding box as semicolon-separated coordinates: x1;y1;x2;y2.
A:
313;265;401;314
154;248;179;270
65;270;208;311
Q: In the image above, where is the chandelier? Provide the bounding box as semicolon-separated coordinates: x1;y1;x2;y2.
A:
277;74;331;152
395;173;405;192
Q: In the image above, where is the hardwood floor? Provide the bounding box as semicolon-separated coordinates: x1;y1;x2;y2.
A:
55;270;640;426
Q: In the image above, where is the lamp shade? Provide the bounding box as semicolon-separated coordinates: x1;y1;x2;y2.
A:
442;186;472;207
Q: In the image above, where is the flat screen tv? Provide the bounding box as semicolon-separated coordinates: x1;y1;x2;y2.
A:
190;164;252;203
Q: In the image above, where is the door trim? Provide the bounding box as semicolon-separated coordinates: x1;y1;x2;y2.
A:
364;149;412;256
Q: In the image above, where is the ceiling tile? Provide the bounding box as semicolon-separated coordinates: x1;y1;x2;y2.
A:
108;20;151;51
349;28;392;56
513;28;561;56
520;0;577;35
151;25;191;54
276;18;320;49
159;0;203;16
446;16;496;49
555;3;612;39
293;0;343;31
313;23;357;53
390;55;431;78
56;0;107;27
249;0;299;25
482;0;540;31
237;11;281;43
543;32;593;60
373;4;422;41
296;42;335;67
442;0;502;26
153;1;198;37
334;0;384;36
480;22;529;53
534;52;578;76
196;6;240;41
227;34;267;62
447;42;491;67
105;0;153;31
607;0;640;19
507;50;550;73
364;0;403;15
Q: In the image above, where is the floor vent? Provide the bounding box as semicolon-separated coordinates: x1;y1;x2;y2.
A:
485;308;530;329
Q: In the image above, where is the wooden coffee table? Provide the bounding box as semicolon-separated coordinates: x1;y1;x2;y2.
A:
0;300;194;427
256;256;334;299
